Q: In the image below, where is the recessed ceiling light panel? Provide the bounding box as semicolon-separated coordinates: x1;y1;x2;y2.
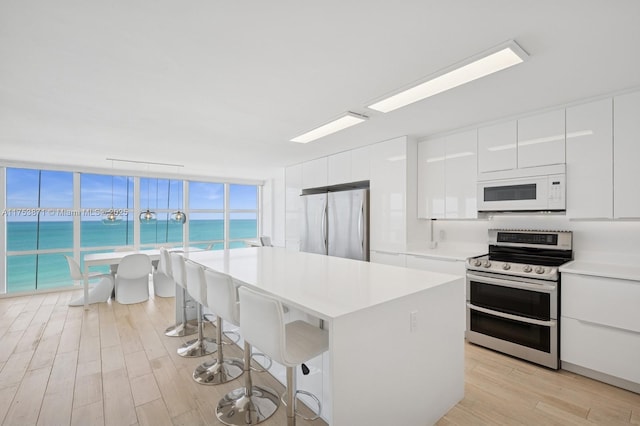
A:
368;40;529;113
291;112;368;143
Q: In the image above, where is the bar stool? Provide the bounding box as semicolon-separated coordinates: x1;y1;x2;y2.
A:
165;250;197;337
193;269;244;385
218;287;328;426
176;258;216;357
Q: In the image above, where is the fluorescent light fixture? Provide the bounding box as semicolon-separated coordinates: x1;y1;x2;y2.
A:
368;40;528;113
291;112;368;143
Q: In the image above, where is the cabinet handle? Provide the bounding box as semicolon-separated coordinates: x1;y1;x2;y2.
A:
468;303;557;327
575;318;640;334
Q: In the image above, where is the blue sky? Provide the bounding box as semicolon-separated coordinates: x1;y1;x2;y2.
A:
6;168;258;222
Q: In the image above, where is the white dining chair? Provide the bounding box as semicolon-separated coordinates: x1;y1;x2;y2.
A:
65;255;114;306
152;247;175;297
115;254;152;304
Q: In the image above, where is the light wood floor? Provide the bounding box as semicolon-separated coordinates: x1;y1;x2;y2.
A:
0;289;638;426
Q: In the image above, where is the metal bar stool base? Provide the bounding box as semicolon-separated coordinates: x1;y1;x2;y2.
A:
177;338;217;358
164;320;198;337
216;386;279;425
193;358;244;385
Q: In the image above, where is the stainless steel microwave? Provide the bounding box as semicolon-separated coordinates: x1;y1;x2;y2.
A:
477;165;566;212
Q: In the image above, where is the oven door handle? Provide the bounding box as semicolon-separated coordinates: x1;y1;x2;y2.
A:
466;272;556;293
467;303;557;327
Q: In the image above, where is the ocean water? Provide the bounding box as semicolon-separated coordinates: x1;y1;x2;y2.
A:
6;219;257;293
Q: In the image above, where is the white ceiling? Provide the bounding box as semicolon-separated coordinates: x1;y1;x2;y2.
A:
1;1;639;180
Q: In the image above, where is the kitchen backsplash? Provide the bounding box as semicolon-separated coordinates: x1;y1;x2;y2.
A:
417;217;640;265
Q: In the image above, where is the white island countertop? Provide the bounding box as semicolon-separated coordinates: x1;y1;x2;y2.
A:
185;247;465;426
186;247;461;320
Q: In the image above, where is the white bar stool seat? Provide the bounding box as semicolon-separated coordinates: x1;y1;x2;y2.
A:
217;286;328;426
177;259;216;358
165;251;197;337
193;268;244;385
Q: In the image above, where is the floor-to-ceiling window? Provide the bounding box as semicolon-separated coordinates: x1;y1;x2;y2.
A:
139;178;184;248
5;168;74;292
188;181;225;249
2;166;261;294
228;184;259;248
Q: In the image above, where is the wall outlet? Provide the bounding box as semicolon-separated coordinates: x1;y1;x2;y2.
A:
439;229;446;241
410;310;418;332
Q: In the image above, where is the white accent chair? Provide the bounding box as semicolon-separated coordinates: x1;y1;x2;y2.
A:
152;247;175;297
193;269;244;385
224;286;328;426
166;252;197;337
114;254;151;305
65;255;114;306
177;259;216;358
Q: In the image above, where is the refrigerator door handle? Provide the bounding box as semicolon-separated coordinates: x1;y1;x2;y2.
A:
322;203;328;253
358;200;364;252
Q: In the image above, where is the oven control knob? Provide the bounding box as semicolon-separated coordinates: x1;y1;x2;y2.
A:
535;266;545;274
523;265;532;273
502;263;511;270
473;259;482;267
483;260;492;268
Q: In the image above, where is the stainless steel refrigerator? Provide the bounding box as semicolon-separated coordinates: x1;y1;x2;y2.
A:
300;189;369;261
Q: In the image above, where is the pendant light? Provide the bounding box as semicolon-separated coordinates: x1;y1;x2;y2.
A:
170;178;187;224
102;160;122;225
139;172;157;224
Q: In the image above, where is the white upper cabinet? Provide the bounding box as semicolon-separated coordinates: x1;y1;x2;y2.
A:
301;157;328;189
370;136;407;252
478;120;517;173
566;98;613;219
417;137;445;219
418;130;477;219
614;91;640;219
350;145;371;182
445;129;478;218
327;151;351;186
517;109;566;169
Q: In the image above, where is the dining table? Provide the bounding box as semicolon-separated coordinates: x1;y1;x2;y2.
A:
81;247;199;310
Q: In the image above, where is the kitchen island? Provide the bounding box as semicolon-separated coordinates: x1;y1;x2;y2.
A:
186;247;464;426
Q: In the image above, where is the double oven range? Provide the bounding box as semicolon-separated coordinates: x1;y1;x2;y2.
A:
466;229;573;369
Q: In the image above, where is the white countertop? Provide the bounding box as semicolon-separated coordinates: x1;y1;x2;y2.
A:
186;247;462;320
560;260;640;282
390;243;487;261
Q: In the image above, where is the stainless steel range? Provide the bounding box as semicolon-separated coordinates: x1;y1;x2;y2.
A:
465;229;573;369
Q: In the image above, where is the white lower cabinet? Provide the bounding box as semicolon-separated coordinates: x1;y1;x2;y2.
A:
561;273;640;391
369;250;406;267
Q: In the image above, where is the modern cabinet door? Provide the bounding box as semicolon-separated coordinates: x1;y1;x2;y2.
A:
285;164;303;249
614;91;640;219
561;273;640;390
566;98;613;219
478;120;517;173
351;145;371;182
445;129;477;218
302;157;328;189
370;136;407;252
517;109;566;169
417;137;445;219
327;151;351;186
